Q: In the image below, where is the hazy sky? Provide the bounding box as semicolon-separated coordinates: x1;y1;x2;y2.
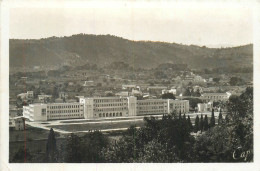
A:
10;5;253;47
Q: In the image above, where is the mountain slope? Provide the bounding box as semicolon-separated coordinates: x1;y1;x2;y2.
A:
9;34;253;69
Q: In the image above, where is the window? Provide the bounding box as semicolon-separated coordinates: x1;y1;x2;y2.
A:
41;109;46;115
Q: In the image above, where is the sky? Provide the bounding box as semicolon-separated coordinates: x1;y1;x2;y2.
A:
9;3;253;47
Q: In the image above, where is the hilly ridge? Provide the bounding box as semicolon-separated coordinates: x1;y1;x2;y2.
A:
9;34;253;70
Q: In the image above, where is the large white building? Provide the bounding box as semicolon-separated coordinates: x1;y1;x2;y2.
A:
79;96;137;119
23;96;189;121
137;99;189;115
137;99;168;115
23;102;84;121
200;93;231;102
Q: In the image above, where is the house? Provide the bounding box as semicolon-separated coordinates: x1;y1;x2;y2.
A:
197;102;213;112
17;91;34;100
38;94;52;101
83;80;95;87
115;91;129;97
59;92;68;99
200;93;230;102
9;117;25;131
162;88;177;95
9;105;19;118
122;85;136;91
147;86;167;95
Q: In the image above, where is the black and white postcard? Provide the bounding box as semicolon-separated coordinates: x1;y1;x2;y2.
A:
1;0;260;171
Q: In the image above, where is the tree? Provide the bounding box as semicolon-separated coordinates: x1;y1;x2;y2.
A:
194;87;253;162
179;111;182;119
193;126;234;162
65;131;109;163
154;71;167;79
213;77;220;83
80;131;109;162
184;98;202;109
105;92;114;97
187;115;193;132
210;109;215;128
161;93;176;100
193;89;201;97
52;86;59;99
46;128;58;162
75;84;83;92
137;139;175;162
204;115;209;131
229;77;244;86
65;134;82;162
225;114;230;123
224;87;253;161
16;96;23;108
11;147;32;163
200;114;204;132
213;101;220;107
102;114;195;162
183;87;192;96
218;109;223;125
182;113;187;122
194;115;200;133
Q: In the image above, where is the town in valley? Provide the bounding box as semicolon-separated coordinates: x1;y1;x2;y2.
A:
8;5;253;163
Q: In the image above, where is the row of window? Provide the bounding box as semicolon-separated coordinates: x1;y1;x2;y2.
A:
138;110;167;114
48;105;81;109
206;96;226;99
170;103;187;106
98;112;123;117
49;110;81;114
94;99;126;103
138;106;165;110
170;102;187;105
48;114;83;118
94;107;127;112
94;103;127;107
170;106;185;109
138;102;166;105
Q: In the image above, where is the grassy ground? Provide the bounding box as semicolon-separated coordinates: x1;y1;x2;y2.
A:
47;120;144;132
60;115;161;124
9;124;60;142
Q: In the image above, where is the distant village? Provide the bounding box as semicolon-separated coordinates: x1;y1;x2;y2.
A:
9;64;252;129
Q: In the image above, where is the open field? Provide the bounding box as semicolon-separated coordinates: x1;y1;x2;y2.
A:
47;120;144;132
59;116;159;124
25;112;225;134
